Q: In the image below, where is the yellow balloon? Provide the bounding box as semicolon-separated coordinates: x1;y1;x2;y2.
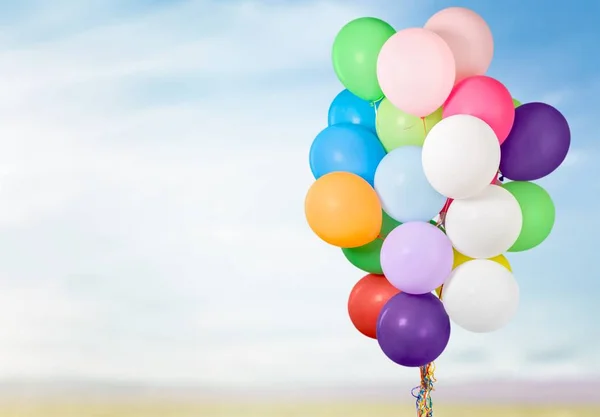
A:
452;249;511;271
435;249;512;300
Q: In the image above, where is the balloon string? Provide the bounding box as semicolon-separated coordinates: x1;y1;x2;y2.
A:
411;362;436;417
370;97;383;117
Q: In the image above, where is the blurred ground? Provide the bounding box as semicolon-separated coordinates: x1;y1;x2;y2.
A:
0;403;598;417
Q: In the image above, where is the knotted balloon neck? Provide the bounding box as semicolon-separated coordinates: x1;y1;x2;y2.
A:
370;97;383;117
412;362;436;417
435;212;446;230
370;96;384;106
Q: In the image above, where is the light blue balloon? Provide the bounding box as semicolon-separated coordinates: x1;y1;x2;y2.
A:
309;124;386;186
374;146;446;223
328;89;378;132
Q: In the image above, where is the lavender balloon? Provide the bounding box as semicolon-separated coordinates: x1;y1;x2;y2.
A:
500;102;570;181
380;221;453;294
377;292;451;367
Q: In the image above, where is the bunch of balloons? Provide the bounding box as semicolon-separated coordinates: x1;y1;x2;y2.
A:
304;7;570;412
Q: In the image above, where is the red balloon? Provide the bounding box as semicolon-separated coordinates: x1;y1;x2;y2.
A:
348;274;400;339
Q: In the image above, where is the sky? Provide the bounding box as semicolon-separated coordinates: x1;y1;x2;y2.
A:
0;0;598;390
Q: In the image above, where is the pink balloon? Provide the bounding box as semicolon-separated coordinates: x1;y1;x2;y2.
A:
425;7;494;83
376;28;455;118
443;76;515;144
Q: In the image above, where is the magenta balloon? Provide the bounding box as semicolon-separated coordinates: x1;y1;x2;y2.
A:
380;222;453;294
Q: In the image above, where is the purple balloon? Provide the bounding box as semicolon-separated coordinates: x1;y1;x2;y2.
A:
500;102;570;181
377;292;451;367
380;221;453;294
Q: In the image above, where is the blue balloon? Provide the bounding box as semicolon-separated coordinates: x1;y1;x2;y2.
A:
309;124;386;186
328;89;378;132
374;146;446;223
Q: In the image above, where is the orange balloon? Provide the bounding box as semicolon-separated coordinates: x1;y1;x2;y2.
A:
305;172;382;248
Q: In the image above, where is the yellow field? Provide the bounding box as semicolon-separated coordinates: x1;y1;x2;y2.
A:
0;403;597;417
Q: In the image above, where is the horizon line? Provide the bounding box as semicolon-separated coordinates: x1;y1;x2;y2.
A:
0;378;596;404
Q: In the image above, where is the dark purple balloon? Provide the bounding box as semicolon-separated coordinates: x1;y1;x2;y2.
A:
500;102;570;181
376;292;450;367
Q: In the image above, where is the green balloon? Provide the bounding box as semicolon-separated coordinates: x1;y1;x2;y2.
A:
376;99;442;151
342;211;400;274
503;181;555;252
381;210;401;237
512;98;521;108
332;18;395;102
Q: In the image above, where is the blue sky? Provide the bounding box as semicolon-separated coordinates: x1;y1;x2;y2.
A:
0;0;597;389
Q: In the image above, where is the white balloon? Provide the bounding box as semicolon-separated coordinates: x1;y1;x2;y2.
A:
445;185;522;259
422;114;500;199
442;259;519;333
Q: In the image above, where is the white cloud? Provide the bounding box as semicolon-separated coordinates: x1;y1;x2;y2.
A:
0;0;594;389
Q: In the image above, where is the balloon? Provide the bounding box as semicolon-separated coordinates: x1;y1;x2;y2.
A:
500;102;571;181
503;181;555;252
332;17;396;101
380;222;453;294
305;172;382;248
309;124;386;186
377;292;451;367
443;76;515;144
424;7;493;83
453;248;512;271
438;176;498;219
375;99;442;150
441;260;519;333
513;98;521;108
348;274;400;339
422;115;500;199
445;185;523;259
440;198;453;214
374;146;446;223
342;211;401;274
434;249;511;299
376;28;455;117
328;89;378;132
